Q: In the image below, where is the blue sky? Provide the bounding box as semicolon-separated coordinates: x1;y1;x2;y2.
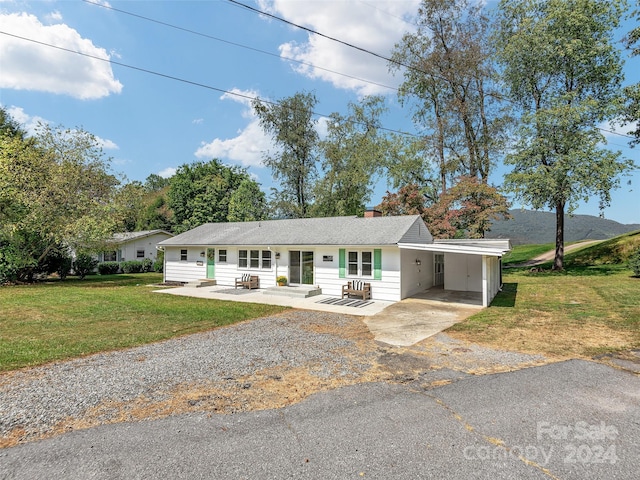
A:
1;0;638;224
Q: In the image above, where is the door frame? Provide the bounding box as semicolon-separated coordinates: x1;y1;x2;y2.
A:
288;250;314;285
206;248;215;279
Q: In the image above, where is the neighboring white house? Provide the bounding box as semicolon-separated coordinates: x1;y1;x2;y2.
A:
157;212;511;307
98;230;174;263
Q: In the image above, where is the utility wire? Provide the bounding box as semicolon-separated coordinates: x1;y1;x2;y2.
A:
0;30;417;138
227;0;636;142
81;0;398;93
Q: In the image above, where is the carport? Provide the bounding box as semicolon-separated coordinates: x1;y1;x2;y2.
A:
398;239;511;307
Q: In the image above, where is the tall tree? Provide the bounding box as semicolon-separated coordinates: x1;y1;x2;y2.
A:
253;91;320;218
1;121;119;281
495;0;635;270
313;96;388;217
390;0;508;193
622;2;640;144
168;159;256;232
227;179;268;222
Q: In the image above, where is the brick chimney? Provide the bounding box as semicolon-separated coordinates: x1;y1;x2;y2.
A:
364;208;382;218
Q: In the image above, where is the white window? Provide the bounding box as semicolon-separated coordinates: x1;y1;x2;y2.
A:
361;251;372;276
103;251;116;262
136;249;145;259
239;249;272;270
239;250;248;268
348;250;373;277
218;249;227;262
262;250;271;269
250;250;260;268
180;249;188;261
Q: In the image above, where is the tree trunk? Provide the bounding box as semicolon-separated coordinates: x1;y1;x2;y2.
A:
553;201;565;271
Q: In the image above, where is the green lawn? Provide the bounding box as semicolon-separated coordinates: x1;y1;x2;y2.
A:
449;264;640;357
0;273;287;372
502;244;554;265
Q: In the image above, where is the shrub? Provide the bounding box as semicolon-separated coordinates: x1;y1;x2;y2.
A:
120;260;144;274
98;262;121;275
141;258;153;273
0;244;20;284
629;249;640;277
73;254;98;280
55;256;73;280
153;250;164;273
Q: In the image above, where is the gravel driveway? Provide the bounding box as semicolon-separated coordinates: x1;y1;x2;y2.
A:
1;310;548;448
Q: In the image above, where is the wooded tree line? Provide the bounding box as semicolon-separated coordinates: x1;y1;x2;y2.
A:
1;0;638;282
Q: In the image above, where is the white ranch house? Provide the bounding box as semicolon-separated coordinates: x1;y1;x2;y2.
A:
98;230;173;263
158;213;510;307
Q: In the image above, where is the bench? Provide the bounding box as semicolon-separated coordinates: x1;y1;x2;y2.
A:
341;280;371;300
235;274;260;290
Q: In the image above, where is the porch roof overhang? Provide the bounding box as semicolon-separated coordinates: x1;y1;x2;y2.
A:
398;239;511;257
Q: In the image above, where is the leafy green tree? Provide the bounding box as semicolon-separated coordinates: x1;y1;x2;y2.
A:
144;173;171;192
228;179;268;222
622;3;640;144
253;91;320;218
495;0;635;270
313;96;388;217
1;119;119;281
168;159;256;232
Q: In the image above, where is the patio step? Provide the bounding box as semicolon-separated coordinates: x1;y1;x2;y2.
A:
264;285;322;298
186;279;217;288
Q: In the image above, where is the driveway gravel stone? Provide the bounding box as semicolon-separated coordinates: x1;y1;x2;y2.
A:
0;311;547;448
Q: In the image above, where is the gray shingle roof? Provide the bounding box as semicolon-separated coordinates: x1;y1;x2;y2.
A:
111;230;173;243
158;215;430;247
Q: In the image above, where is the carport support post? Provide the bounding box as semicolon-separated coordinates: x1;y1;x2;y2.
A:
482;256;489;307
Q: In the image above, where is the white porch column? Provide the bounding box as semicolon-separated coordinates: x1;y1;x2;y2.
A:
482;255;488;307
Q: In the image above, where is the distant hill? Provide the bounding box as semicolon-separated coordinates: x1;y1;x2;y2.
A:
486;209;640;245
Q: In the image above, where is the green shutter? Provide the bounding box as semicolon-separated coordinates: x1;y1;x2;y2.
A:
339;249;345;278
374;249;382;280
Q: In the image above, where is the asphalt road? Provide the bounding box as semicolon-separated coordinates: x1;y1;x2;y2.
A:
1;359;638;480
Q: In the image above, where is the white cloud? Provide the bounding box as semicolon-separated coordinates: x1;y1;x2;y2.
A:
45;11;63;22
4;105;119;150
5;105;47;134
262;0;420;96
95;136;118;150
196;89;271;167
0;12;123;99
158;167;177;178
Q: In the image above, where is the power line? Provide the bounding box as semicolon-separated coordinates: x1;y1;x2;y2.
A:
227;0;636;142
0;30;417;138
81;0;398;93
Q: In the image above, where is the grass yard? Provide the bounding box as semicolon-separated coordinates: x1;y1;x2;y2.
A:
501;243;554;265
0;273;287;372
448;263;640;358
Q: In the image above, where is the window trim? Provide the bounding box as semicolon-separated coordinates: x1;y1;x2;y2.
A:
347;250;374;278
238;249;273;270
180;249;188;261
238;250;248;268
136;249;145;259
218;249;227;263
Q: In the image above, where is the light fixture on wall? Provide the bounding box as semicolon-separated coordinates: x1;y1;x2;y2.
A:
415;259;421;265
275;252;280;259
200;251;205;257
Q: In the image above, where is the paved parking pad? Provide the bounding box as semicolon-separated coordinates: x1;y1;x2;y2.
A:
1;360;637;479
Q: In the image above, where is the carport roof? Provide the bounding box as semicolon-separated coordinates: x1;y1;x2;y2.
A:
399;239;511;256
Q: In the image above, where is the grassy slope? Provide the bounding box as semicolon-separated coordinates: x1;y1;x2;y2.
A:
0;274;287;372
449;232;640;358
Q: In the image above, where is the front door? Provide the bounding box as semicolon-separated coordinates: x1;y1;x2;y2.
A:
206;248;215;279
289;251;314;285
